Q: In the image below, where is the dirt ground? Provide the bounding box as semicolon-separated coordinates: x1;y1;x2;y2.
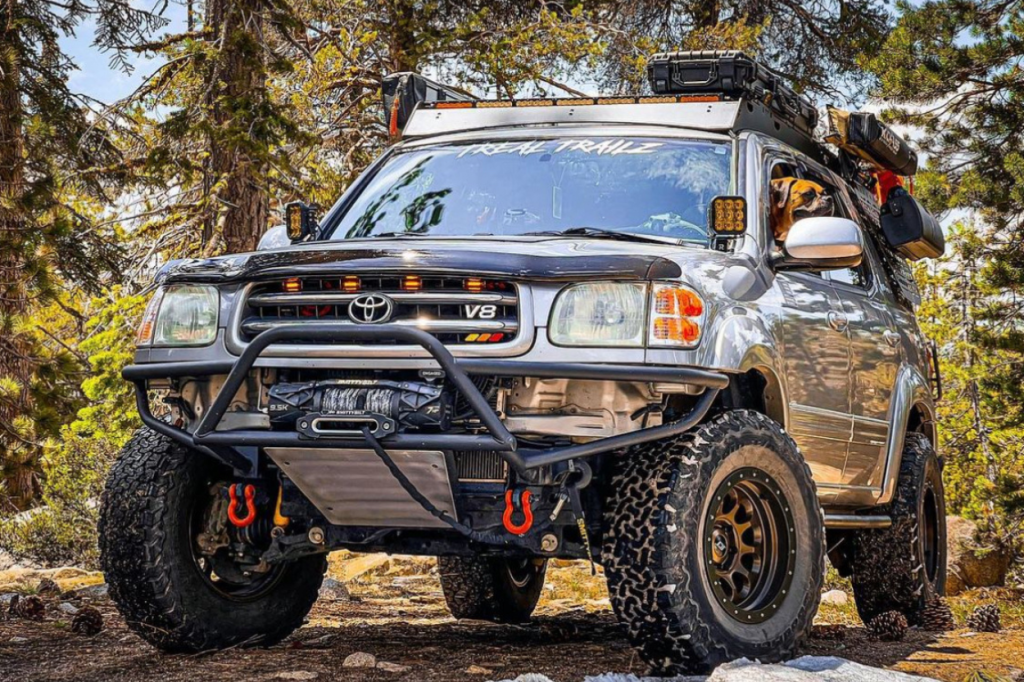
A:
1;555;1022;682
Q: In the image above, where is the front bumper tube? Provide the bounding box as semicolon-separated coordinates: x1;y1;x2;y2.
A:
123;325;728;476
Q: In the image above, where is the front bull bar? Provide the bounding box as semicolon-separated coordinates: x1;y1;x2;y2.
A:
123;325;728;477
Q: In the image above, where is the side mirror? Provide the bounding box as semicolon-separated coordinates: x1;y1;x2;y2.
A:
258;225;291;251
773;217;865;271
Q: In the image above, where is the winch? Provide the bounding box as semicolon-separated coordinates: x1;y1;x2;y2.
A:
268;379;453;438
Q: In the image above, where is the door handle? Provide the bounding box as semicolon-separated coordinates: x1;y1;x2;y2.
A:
827;310;848;332
883;330;901;347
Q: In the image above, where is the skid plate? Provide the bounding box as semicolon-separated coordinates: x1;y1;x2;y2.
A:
265;448;456;528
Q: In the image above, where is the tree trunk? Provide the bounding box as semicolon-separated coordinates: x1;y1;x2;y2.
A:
0;7;41;510
204;0;269;254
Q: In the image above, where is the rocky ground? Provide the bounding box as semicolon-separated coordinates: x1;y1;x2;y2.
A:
0;554;1022;682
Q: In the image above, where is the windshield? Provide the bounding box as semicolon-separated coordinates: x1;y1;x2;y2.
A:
326;137;733;245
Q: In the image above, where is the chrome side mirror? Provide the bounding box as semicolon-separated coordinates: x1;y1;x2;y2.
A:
258;225;291;251
773;217;865;271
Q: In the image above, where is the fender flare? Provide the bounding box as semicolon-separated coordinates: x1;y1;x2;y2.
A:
878;364;936;505
709;315;789;428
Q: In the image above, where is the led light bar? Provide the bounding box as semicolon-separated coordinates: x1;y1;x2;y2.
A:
427;94;722;111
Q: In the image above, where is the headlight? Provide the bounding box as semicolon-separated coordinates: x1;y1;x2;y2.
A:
549;282;647;347
548;281;705;348
136;284;219;347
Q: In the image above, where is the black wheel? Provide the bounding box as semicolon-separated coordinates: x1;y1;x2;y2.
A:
848;432;946;625
438;555;547;623
99;428;328;652
602;410;825;674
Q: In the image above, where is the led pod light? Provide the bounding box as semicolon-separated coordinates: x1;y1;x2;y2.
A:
136;284;220;347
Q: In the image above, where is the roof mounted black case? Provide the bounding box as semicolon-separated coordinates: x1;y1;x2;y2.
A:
647;51;818;138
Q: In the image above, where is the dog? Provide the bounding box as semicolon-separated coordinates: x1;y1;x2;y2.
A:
770;177;834;242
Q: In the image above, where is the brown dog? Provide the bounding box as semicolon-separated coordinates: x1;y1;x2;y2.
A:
770;177;834;242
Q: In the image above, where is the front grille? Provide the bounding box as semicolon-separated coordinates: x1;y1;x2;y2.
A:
240;275;519;346
454;451;507;483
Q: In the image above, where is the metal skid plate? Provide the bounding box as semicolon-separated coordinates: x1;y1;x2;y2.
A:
265;448;456;528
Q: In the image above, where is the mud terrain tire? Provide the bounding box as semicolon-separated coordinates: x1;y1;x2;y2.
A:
99;428;327;652
848;432;946;625
438;555;546;623
602;410;825;674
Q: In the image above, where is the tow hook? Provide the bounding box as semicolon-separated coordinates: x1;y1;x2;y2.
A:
227;483;258;528
503;489;534;535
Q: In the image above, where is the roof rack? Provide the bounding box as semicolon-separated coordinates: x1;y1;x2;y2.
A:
382;73;476;136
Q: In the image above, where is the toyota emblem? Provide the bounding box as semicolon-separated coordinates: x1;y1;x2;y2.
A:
348;293;395;324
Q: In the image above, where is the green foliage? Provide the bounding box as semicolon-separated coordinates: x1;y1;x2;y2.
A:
915;227;1024;546
0;289;144;566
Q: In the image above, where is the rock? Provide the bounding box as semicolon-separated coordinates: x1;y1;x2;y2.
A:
318;578;350;602
10;636;28;644
73;583;108;600
343;652;377;668
0;593;16;606
273;673;318;680
333;554;391;582
57;602;79;616
377;661;411;673
820;589;849;606
946;516;1011;594
466;665;494;675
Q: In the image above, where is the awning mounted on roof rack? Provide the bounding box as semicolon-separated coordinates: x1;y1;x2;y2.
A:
382;73;476;137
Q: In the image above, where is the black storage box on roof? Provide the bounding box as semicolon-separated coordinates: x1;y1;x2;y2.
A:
880;190;945;261
647;50;818;138
382;72;475;134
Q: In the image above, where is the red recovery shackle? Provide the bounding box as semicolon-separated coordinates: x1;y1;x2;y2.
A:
503;489;533;535
228;484;257;528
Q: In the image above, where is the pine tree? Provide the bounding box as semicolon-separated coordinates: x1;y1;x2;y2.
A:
878;1;1024;534
0;0;162;510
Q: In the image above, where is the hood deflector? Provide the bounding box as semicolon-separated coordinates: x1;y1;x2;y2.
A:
163;245;683;284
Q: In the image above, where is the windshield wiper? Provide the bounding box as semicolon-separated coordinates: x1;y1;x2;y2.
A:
364;231;434;239
523;226;676;244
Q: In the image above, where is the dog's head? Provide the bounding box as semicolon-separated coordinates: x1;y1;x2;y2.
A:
770;178;834;241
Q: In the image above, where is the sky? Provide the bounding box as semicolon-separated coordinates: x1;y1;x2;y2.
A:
61;1;186;106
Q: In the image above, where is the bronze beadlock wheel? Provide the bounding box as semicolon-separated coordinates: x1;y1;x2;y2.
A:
703;468;796;624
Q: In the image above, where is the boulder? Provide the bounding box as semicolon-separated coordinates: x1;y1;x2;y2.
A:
946;516;1011;595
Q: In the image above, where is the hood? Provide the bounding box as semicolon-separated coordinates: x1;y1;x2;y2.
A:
160;236;696;284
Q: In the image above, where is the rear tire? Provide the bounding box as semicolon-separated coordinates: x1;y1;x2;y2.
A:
602;410;825;674
848;432;946;625
99;428;328;652
438;555;547;623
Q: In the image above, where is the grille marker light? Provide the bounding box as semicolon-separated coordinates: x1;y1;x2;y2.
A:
403;275;422;291
282;277;302;293
465;278;484;292
343;275;361;293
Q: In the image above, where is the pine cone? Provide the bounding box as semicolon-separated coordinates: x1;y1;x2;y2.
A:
9;594;45;621
920;595;955;632
36;578;61;598
71;605;104;636
966;604;1001;633
810;624;846;641
867;610;908;641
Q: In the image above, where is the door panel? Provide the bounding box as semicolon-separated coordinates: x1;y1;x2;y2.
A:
829;251;900;486
777;272;852;484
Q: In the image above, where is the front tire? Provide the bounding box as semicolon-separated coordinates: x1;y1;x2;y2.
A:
438;555;547;623
602;410;825;674
99;428;328;652
848;432;946;625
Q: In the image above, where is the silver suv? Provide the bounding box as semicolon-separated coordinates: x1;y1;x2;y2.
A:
99;54;947;673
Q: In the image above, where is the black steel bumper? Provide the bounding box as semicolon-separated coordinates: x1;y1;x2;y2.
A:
123;325;728;476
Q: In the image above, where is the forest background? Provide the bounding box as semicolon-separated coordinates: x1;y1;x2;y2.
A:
0;0;1021;572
